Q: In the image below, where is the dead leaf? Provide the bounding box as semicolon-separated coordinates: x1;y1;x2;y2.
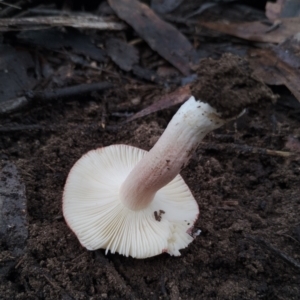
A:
132;65;162;83
273;33;300;69
157;66;179;78
106;38;139;71
151;0;184;14
108;0;196;75
125;85;191;123
249;33;300;103
266;0;287;20
249;47;300;102
266;0;300;21
18;29;107;63
0;44;36;108
200;18;300;44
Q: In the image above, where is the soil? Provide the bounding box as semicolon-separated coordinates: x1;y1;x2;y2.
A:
1;56;300;300
191;54;277;118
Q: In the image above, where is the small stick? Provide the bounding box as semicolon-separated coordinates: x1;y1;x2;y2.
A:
200;142;298;158
95;252;134;296
42;274;59;290
15;255;26;269
275;233;300;246
216;206;236;211
0;122;117;133
28;82;113;102
100;96;107;129
0;15;125;31
0;82;113;115
247;235;300;270
223;200;239;206
0;1;22;9
265;20;282;33
0;0;25;17
0;124;43;132
160;274;168;297
71;252;87;263
0;253;15;262
42;273;83;299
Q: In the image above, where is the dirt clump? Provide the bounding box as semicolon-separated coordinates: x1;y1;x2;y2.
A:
191;54;277;118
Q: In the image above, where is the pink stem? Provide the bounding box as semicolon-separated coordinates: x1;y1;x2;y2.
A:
119;96;226;211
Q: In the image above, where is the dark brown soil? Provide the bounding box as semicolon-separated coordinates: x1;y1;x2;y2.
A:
1;58;300;299
191;54;277;118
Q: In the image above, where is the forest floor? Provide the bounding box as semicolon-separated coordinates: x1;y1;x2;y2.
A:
0;0;300;299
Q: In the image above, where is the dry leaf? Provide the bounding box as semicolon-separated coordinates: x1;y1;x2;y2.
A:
125;85;191;123
108;0;196;75
249;48;300;102
266;0;300;21
200;18;300;44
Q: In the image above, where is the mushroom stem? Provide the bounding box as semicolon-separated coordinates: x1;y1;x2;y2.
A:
120;96;228;211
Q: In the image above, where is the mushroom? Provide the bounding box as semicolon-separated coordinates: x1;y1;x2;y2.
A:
63;96;236;258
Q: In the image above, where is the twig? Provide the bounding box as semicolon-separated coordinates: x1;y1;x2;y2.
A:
0;124;43;132
95;252;134;297
0;15;125;31
0;82;113;115
160;274;168;297
0;1;21;9
28;82;113;102
216;206;236;211
276;233;300;246
247;235;300;270
200;142;298;158
0;122;118;133
71;252;87;263
0;253;15;262
43;162;55;173
0;0;25;17
265;20;282;33
30;261;82;298
0;96;29;115
15;255;26;269
101;98;107;129
28;8;73;16
42;274;60;290
223;200;239;206
185;2;217;19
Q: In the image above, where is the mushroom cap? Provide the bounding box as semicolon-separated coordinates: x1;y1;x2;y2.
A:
63;145;199;259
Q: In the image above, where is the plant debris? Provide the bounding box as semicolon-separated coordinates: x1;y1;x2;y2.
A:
1;0;300;298
191;54;276;118
0;15;125;31
105;38;139;71
200;18;300;44
108;0;196;75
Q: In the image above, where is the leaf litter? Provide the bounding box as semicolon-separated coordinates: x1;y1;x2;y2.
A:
1;0;300;299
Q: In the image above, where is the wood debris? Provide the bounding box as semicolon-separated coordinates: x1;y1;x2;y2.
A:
0;15;126;31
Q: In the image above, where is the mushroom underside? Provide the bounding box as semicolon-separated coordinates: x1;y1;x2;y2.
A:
63;145;199;259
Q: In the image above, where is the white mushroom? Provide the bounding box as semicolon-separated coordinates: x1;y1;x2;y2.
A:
63;96;231;258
